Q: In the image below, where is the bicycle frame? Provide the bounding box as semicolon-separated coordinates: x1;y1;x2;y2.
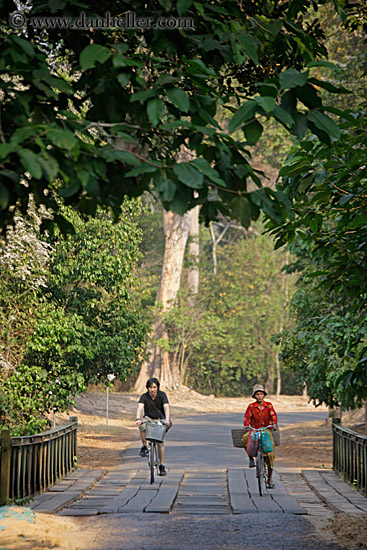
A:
248;425;273;497
147;440;159;484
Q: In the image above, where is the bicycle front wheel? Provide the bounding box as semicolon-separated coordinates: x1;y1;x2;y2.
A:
256;449;266;496
149;442;156;484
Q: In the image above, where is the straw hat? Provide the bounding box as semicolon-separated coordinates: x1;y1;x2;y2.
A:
252;384;267;398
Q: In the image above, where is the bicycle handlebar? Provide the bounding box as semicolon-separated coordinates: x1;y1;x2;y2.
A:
247;425;273;431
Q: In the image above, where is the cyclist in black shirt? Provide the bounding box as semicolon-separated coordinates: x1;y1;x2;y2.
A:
135;378;171;476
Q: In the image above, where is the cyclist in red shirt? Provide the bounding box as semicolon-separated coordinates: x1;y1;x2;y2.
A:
242;384;278;488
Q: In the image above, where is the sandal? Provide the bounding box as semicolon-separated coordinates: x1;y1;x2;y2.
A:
266;482;275;489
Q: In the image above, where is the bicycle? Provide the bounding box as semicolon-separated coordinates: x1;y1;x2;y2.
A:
144;420;167;484
147;439;159;484
247;425;273;496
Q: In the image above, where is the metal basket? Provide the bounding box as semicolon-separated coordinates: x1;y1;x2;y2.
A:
145;422;167;443
231;429;244;448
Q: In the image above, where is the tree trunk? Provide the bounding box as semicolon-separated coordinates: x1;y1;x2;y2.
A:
275;350;281;396
209;223;218;276
187;205;200;296
134;209;192;393
209;221;232;275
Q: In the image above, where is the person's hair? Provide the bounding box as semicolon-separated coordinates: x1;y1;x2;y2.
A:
146;377;160;390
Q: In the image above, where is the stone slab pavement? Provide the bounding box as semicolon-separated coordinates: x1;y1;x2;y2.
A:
30;412;366;518
29;464;367;517
27;412;366;549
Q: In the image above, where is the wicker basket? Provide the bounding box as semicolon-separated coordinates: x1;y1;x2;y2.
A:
273;427;281;447
145;422;167;442
231;429;245;448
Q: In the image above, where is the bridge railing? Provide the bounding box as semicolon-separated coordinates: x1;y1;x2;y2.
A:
0;417;78;504
332;420;367;497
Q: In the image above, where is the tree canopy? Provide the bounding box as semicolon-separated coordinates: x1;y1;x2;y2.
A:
0;0;352;233
268;108;367;409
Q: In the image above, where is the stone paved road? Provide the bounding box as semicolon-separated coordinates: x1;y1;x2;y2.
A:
30;411;361;549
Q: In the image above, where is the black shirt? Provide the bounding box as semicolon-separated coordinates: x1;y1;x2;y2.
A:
139;390;169;419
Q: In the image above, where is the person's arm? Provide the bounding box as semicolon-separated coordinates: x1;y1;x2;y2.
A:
135;402;144;426
243;404;252;431
268;403;278;430
163;403;170;427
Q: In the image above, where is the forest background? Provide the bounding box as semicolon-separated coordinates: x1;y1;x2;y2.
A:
0;0;367;436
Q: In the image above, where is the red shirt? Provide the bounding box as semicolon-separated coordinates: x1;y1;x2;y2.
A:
244;401;278;429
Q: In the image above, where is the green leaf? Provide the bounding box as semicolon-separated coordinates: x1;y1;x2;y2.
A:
254;96;276;114
86;178;100;196
100;149;140;165
307;111;340;141
125;164;158;178
0;169;18;182
186;58;216;76
310;216;321;233
166;88;190;113
308;78;351;95
237;33;259;64
12;35;35;57
147;98;164;126
307;60;338;69
243;120;263;145
58;182;81;198
112;54;130;69
271;105;294;128
339;194;354;206
44;75;71;94
38;156;59;182
173;163;204;189
117;73;131;88
0;142;18;158
158;0;172;10
291;112;307;141
192;158;226;186
279;160;310;178
0;182;10;210
79;45;111;71
48;129;78;149
130;89;157;102
228;101;257;133
297;83;322;109
156;179;177;201
230;195;252;228
18;149;42;179
300;140;315;152
279;69;308;90
177;0;193;15
48;0;67;12
10;126;37;145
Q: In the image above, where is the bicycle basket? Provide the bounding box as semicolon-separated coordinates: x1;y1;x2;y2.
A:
231;429;244;448
145;422;167;442
273;427;281;447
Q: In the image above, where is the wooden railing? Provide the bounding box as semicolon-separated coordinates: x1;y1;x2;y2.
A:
0;417;78;504
332;420;367;497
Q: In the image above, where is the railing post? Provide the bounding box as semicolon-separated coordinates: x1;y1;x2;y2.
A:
70;417;78;469
0;429;11;505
